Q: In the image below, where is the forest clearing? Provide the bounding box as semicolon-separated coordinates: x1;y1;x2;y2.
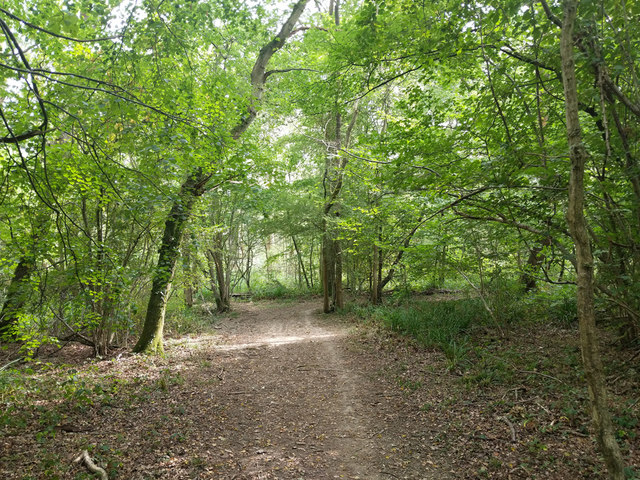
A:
1;297;638;479
1;0;639;478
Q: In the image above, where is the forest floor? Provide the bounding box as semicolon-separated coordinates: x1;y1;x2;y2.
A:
1;297;638;479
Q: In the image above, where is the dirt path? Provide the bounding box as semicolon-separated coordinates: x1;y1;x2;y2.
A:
4;298;636;479
179;300;450;479
1;299;453;480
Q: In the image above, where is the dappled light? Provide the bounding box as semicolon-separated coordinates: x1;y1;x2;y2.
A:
1;0;638;478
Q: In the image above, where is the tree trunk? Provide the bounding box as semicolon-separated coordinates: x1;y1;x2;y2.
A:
0;213;49;339
309;239;314;289
438;245;446;287
322;227;335;313
377;218;423;298
206;250;222;311
335;239;343;309
560;2;626;478
211;236;230;313
0;256;34;338
520;238;551;292
183;242;194;308
292;235;311;289
245;245;252;291
371;242;380;305
133;176;200;354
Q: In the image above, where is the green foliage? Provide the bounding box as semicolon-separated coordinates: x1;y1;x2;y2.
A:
522;286;578;326
482;277;528;324
251;281;316;300
5;313;60;358
351;298;486;368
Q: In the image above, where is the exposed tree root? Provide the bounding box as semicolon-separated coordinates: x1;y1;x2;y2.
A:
73;450;108;480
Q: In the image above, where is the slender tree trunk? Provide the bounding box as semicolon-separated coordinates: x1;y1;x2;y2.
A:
206;250;222;311
245;245;252;291
377;218;423;297
371;242;379;305
560;2;626;478
335;239;343;309
309;239;314;289
292;235;311;289
438;245;446;287
183;238;194;308
322;226;335;313
211;236;230;313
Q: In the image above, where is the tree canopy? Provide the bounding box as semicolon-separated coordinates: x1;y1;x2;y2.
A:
1;0;639;477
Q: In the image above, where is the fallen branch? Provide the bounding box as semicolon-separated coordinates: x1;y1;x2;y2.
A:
499;415;517;443
518;369;569;387
0;357;23;371
73;450;108;480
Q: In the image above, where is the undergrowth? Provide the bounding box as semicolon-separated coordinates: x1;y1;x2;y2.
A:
251;282;319;300
347;297;487;369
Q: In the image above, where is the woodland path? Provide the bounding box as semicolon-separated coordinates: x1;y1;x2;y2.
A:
165;299;452;479
1;299;454;480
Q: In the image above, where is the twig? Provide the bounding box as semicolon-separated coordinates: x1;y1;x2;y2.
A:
49;305;94;347
73;450;108;480
0;357;23;371
518;369;569;387
534;401;551;415
455;268;504;337
499;415;517;443
380;471;400;478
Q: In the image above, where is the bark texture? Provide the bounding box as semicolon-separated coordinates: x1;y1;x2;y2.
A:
560;2;626;478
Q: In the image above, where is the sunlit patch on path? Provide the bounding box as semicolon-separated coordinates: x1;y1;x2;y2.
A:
212;332;344;351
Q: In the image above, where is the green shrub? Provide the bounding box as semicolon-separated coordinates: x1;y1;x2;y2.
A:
484;277;527;324
251;282;314;300
523;286;577;326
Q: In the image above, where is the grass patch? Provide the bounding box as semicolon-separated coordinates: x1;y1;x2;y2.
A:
349;298;487;369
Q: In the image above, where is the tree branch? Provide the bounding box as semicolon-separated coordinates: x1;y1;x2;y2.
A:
0;7;122;43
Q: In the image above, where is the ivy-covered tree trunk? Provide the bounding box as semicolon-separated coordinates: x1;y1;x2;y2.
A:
183;237;195;308
322;227;336;313
208;233;230;313
0;213;49;340
322;107;343;313
560;2;626;478
133;176;201;354
205;251;221;310
334;238;344;309
0;256;34;339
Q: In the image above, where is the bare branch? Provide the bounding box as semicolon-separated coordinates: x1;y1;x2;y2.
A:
0;7;123;43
